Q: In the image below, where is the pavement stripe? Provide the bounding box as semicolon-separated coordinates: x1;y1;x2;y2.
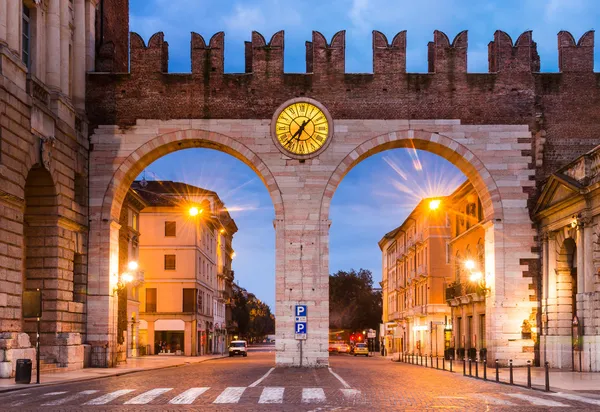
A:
169;387;210;404
213;387;246;404
328;367;351;389
84;389;135;405
302;388;326;403
124;388;173;404
550;392;600;406
249;367;275;387
506;393;570;407
258;387;284;404
340;388;361;402
43;391;68;396
471;393;517;405
42;390;99;406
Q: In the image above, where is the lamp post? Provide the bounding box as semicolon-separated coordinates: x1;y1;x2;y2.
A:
112;265;135;365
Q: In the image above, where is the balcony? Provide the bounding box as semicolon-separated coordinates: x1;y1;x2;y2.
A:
414;232;424;245
445;282;485;304
416;265;427;277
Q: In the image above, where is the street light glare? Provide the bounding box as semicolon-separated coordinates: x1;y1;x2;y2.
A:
470;272;483;282
128;261;138;271
189;206;202;216
464;260;475;270
429;199;441;210
121;273;134;284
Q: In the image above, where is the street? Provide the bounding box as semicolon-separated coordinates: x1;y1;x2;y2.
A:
0;346;599;411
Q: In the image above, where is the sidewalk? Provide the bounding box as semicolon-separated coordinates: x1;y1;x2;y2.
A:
389;354;600;392
0;353;227;393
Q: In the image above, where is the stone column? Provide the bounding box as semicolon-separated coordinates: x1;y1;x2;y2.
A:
0;0;7;45
73;0;86;110
60;0;71;95
5;0;19;53
583;220;594;293
85;0;96;72
45;0;61;90
576;225;585;295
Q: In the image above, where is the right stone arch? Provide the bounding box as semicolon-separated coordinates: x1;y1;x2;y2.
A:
320;128;537;366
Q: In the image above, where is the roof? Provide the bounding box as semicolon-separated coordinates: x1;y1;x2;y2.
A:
131;180;219;207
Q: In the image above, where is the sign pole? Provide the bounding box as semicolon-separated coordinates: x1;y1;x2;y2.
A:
36;315;40;384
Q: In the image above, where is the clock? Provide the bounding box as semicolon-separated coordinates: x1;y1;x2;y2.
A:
271;99;332;158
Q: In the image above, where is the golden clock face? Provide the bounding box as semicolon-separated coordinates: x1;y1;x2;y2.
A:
274;102;330;156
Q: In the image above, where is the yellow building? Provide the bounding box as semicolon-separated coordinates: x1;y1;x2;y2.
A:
132;181;237;356
379;198;452;357
445;181;487;361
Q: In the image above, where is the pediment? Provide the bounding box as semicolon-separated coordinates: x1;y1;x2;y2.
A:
535;174;582;215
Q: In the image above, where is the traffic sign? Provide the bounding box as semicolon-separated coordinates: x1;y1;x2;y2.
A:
295;305;307;317
367;332;376;338
295;316;307;323
295;322;307;334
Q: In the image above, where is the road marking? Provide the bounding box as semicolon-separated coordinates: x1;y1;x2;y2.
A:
302;388;326;403
249;367;275;387
506;393;570;407
471;393;517;405
550;392;600;406
43;391;68;396
42;390;98;406
168;387;210;404
328;367;351;389
213;387;246;404
84;389;135;405
340;388;361;401
258;387;284;404
124;388;172;404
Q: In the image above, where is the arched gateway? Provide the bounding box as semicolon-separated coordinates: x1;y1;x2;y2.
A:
79;5;600;369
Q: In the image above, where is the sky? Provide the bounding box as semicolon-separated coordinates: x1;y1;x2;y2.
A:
128;0;600;309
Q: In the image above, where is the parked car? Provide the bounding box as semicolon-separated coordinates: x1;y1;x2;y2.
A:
228;340;248;357
337;343;351;354
353;342;369;356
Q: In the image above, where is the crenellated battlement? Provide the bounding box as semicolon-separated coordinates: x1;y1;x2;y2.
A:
107;29;596;76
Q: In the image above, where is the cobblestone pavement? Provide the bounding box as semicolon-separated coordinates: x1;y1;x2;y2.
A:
1;348;599;411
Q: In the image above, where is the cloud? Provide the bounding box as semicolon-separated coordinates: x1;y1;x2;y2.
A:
223;4;266;34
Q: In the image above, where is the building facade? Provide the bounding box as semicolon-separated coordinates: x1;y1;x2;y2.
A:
379;199;452;357
133;181;237;357
535;146;600;371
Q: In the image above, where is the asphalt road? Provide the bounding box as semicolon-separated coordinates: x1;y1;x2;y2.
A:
0;346;599;411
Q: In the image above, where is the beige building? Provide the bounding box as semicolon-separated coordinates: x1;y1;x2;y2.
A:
131;181;237;357
445;181;490;362
535;146;600;371
380;198;452;357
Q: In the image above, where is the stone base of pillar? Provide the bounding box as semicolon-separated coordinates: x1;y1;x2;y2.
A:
275;338;329;367
487;338;535;367
0;332;37;378
541;335;600;371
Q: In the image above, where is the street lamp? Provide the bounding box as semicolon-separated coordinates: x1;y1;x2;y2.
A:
464;259;475;271
429;199;441;211
127;261;139;271
189;206;202;217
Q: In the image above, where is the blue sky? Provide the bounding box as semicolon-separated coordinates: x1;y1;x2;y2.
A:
129;0;599;309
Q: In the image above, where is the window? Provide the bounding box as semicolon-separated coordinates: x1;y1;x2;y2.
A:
22;5;31;68
467;316;473;348
164;254;176;270
479;314;486;348
197;292;203;314
183;288;196;312
74;173;86;206
165;221;176;237
146;288;157;312
457;317;462;348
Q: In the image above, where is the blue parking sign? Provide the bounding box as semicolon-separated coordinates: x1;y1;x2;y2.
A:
295;322;307;334
295;305;307;317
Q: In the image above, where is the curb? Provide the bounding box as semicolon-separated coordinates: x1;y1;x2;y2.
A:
0;355;228;394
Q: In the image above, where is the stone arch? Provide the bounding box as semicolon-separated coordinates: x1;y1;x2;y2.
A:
320;129;502;222
100;129;284;223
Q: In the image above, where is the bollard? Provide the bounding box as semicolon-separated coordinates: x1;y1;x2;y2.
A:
527;360;531;388
544;361;550;392
442;357;445;371
436;356;439;370
483;359;487;381
420;354;423;366
425;355;428;368
463;358;466;376
430;354;433;369
509;359;513;385
475;359;479;378
495;359;499;382
450;357;453;372
469;358;472;376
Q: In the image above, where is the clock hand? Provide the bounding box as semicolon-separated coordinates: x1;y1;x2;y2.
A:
284;120;308;146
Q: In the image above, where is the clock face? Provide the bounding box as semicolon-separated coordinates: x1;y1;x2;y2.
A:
274;102;330;156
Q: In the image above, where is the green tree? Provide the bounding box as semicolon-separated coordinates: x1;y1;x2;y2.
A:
329;268;382;331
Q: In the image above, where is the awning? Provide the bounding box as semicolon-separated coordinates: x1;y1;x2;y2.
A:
155;319;185;331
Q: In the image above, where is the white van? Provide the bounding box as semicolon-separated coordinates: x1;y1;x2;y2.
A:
228;340;248;357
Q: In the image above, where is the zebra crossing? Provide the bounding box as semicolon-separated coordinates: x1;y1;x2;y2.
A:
2;386;600;407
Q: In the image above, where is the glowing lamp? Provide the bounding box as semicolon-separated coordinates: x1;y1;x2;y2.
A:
429;199;441;210
189;207;200;217
127;261;139;271
121;273;134;284
469;272;483;283
464;260;475;270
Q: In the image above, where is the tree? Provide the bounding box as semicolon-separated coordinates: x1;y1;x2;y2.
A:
329;268;382;331
231;287;275;342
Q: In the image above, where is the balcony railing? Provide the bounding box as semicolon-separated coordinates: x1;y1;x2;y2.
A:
445;282;484;300
416;265;427;276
